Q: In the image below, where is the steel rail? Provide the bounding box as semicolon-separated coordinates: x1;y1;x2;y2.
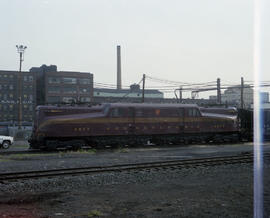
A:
1;153;269;182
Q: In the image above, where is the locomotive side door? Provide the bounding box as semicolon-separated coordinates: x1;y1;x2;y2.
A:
127;107;135;135
178;108;185;134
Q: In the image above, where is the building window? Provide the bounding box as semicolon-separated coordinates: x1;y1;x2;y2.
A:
9;105;13;110
47;96;61;103
25;85;33;90
63;87;77;94
80;97;91;102
29;95;33;101
63;77;77;84
48;77;61;84
24;94;28;99
48;86;61;94
62;96;76;103
9;94;13;98
9;85;13;90
24;76;28;82
79;78;91;85
29;75;33;82
80;87;90;94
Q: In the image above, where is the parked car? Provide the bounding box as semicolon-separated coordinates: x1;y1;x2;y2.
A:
0;135;14;149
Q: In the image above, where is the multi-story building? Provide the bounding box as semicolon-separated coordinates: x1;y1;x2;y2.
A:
30;65;94;105
209;85;269;108
0;65;93;127
45;71;93;104
221;85;254;107
261;92;269;103
0;70;36;123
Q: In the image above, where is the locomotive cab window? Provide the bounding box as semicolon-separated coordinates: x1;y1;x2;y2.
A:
178;108;184;117
187;108;201;117
110;108;126;117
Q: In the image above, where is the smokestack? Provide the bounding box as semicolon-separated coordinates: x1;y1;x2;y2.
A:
117;45;122;90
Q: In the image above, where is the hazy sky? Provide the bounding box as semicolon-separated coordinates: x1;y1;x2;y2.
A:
1;0;270;97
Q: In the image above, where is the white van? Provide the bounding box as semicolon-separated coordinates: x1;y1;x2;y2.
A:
0;136;14;149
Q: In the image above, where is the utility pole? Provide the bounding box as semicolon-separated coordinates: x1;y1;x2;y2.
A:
116;45;122;90
217;78;221;104
179;86;182;103
241;77;244;109
142;74;145;103
16;45;27;130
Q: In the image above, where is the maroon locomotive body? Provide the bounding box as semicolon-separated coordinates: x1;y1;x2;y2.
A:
29;103;239;150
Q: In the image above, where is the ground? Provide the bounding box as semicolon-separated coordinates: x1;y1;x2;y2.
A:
0;142;269;217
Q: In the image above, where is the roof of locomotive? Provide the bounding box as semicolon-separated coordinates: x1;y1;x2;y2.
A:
36;103;199;110
36;104;105;110
108;103;199;108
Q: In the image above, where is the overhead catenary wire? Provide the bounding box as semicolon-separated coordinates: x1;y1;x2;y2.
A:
94;74;270;99
120;78;144;99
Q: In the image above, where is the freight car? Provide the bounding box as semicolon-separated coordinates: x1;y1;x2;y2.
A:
29;103;239;150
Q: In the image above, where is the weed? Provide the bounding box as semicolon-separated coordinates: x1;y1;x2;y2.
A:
0;158;11;162
87;148;97;154
117;147;129;153
69;148;97;154
87;210;103;217
1;153;59;160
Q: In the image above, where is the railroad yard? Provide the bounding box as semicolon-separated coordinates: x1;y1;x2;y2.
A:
0;142;270;217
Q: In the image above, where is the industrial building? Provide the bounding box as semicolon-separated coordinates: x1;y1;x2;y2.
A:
0;66;93;124
0;70;36;123
209;85;269;108
94;84;163;103
30;65;94;105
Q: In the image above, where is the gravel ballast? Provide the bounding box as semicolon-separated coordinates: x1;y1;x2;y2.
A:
0;143;269;217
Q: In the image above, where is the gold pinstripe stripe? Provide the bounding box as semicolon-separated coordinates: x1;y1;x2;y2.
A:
38;116;233;130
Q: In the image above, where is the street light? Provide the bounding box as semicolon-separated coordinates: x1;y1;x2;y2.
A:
16;44;27;129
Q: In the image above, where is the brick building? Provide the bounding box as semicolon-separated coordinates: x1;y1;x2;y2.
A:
45;71;93;104
30;65;94;105
0;70;36;123
0;66;93;124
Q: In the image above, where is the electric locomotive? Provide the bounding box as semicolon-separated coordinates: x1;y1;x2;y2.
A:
29;103;239;150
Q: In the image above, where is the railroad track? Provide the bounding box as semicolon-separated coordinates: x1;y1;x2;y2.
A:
1;153;269;182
